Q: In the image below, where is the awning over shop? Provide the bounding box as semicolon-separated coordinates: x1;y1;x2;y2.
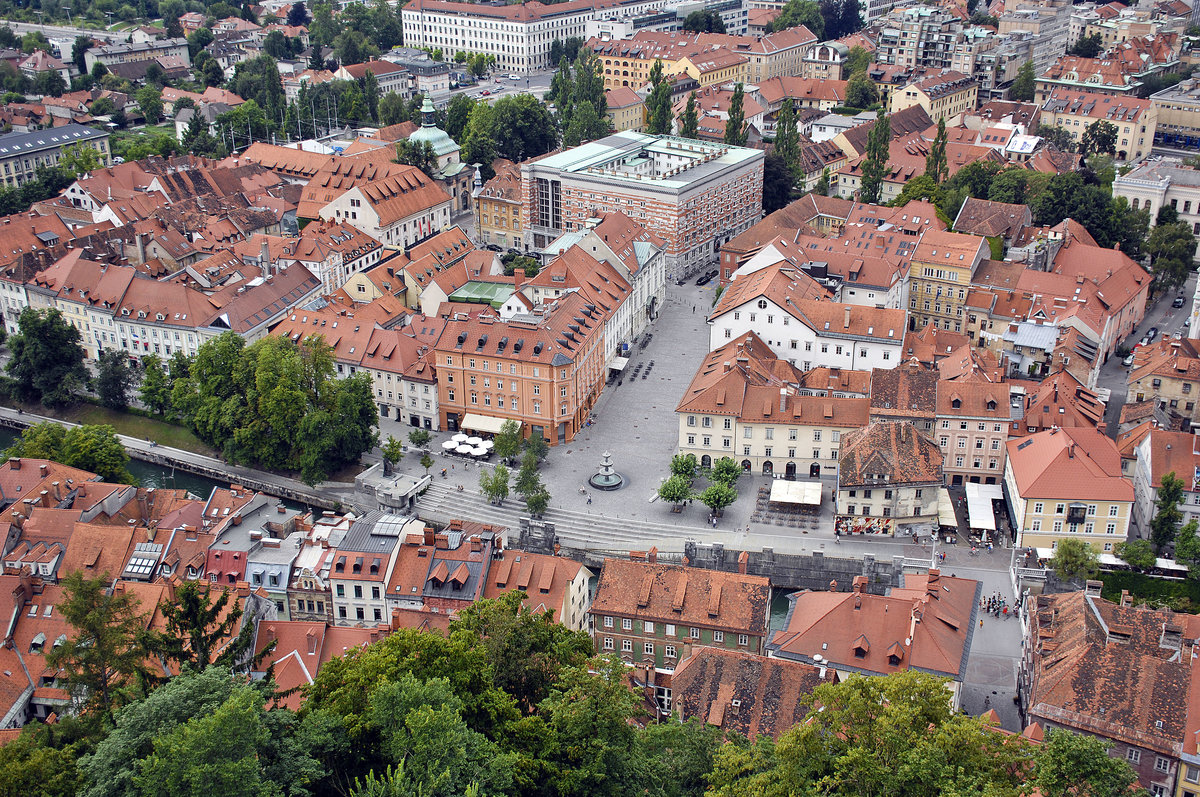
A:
768;479;822;505
461;413;515;435
610;356;630;372
937;488;956;527
965;483;1002;531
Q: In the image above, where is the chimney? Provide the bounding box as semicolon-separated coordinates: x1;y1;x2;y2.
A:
1067;443;1074;459
260;238;271;278
38;464;47;478
514;267;525;289
852;574;867;593
9;511;22;530
39;489;49;507
1120;589;1132;607
424;527;435;546
648;546;658;564
146;526;156;543
737;550;748;574
50;481;60;501
779;388;787;413
843;306;851;330
829;579;838;592
7;457;18;470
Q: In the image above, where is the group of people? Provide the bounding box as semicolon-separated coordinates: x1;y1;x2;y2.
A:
982;593;1012;620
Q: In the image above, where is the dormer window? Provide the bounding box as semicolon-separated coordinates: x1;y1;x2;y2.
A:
138;311;146;319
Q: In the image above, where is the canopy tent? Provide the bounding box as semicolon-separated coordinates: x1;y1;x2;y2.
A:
937;488;957;528
461;414;515;435
965;483;1003;531
768;479;822;506
610;356;630;372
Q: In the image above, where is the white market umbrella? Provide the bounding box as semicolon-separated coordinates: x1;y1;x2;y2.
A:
482;439;494;449
456;445;474;454
466;436;484;446
441;440;457;450
452;433;469;443
471;446;488;456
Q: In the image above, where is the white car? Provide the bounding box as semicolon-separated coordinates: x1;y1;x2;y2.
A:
508;74;521;80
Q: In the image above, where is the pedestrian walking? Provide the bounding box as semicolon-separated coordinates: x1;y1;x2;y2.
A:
587;496;592;505
980;618;984;628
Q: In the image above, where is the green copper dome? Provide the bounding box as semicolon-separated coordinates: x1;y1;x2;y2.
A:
408;94;459;158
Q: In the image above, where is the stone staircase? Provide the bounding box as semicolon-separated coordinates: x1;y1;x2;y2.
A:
414;481;729;553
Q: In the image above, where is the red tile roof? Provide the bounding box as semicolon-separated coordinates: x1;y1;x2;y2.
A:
1006;426;1132;501
769;570;978;680
590;559;770;637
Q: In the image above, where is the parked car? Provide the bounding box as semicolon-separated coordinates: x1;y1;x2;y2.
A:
508;74;521;80
1174;296;1186;308
695;273;711;286
1123;353;1136;366
480;90;491;96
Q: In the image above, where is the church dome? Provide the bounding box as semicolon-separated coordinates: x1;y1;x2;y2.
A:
409;94;459;158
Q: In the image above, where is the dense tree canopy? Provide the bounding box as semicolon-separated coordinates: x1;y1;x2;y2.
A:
4;422;134;483
169;332;377;484
5;307;88;407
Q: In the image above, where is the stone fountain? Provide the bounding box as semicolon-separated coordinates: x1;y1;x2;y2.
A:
588;450;625;491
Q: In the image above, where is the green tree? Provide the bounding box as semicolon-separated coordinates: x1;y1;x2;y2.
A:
394;138;438;177
710;456;742;486
845;45;871;76
381;435;404;466
72;36;92;75
460;100;496;173
682;8;726;32
639;718;723;797
1035;122;1075;153
524;432;549;463
1079;119;1117;158
525;486;551;516
1147;220;1195;293
138;355;171;417
890;173;942;207
925;116;948;183
815;167;831;196
288;1;310;25
858;109;890;204
450;590;593;711
142;581;251;673
709;670;1029;797
47;571;149;717
96;349;135;411
35;69;66;97
724;82;747;146
4;422;133;483
762;151;794;212
845;70;877;109
6;308;87;407
133;688;275;797
227;54;286;124
1175;519;1200;576
1114;538;1157;570
408;428;432;448
1152;471;1186;554
988;167;1031;204
1069;32;1103;58
699;482;737;514
1035;727;1141;797
772;0;824;37
493;93;559;160
680;91;699;139
479;464;510;504
515;454;542;498
670;453;699;480
774;97;800;172
645;59;673;135
0;722;84;797
1049;537;1099;582
419;452;434;475
58;143;102;177
1010;59;1036;102
493;419;522;463
538;656;647;797
444;92;476;140
657;474;693;509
